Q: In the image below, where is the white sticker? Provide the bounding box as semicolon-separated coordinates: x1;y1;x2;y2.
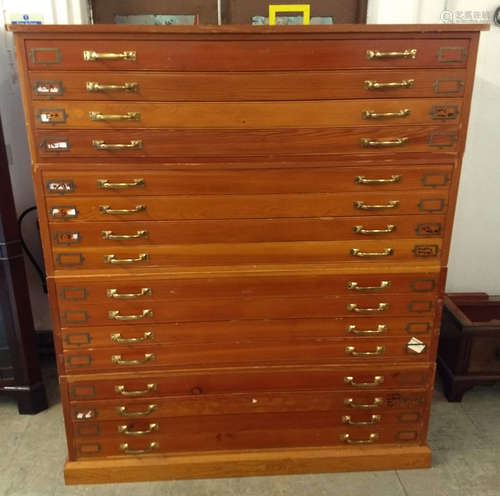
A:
40;113;51;122
407;337;427;354
47;141;68;150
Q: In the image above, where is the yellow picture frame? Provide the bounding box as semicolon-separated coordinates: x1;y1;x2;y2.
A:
268;4;311;25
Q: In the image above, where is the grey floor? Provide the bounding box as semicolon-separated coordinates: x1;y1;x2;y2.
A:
1;366;499;496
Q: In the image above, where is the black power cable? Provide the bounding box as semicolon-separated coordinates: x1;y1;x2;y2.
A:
17;206;47;293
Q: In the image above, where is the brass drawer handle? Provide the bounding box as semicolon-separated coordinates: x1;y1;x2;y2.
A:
98;178;144;189
100;204;146;215
83;50;136;61
353;200;399;210
364;79;415;90
347;324;387;336
111;331;154;344
353;225;396;235
344;397;383;409
114;383;157;397
117;404;157;417
341;433;379;445
120;441;159;455
347;281;391;291
90;111;140;122
366;49;417;60
362;109;410;120
108;309;153;321
344;375;385;387
361;137;408;148
111;353;155;365
104;253;149;265
355;175;401;184
342;415;381;426
350;248;394;258
347;303;389;313
345;345;386;357
92;140;143;150
107;288;152;299
102;230;149;240
118;423;159;436
86;81;138;92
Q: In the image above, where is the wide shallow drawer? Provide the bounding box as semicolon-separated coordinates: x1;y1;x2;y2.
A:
26;39;470;71
45;192;449;221
55;271;440;304
48;215;446;249
61;317;437;350
67;390;430;422
42;166;453;196
35;126;460;159
62;364;433;402
61;335;433;372
28;69;468;101
33;99;463;129
57;293;437;327
50;239;443;269
70;413;425;459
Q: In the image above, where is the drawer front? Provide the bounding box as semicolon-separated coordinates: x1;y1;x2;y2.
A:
50;239;443;269
71;414;425;458
29;69;468;101
467;337;500;373
33;99;463;129
61;317;437;349
63;363;432;401
57;294;437;327
26;39;470;71
46;192;449;221
55;272;440;304
42;166;453;196
61;335;433;372
68;390;429;421
48;216;446;248
36;127;460;159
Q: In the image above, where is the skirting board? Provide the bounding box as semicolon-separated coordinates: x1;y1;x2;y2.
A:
65;444;432;485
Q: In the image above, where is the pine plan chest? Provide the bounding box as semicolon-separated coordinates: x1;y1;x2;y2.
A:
9;23;487;484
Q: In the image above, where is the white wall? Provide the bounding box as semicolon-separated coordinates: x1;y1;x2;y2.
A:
368;0;499;294
0;0;90;329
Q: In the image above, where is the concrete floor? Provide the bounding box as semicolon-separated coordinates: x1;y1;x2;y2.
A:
1;366;499;496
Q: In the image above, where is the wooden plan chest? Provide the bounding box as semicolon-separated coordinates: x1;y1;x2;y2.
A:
9;23;487;484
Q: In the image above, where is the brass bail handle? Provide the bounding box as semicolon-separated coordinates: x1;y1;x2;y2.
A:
83;50;136;61
366;48;417;59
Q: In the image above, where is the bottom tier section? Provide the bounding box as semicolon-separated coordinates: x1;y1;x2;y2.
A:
64;444;432;484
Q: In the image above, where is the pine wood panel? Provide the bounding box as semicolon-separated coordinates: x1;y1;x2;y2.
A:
42;166;453;196
45;192;449;221
28;69;468;102
57;293;437;328
67;388;430;417
51;239;443;269
55;271;439;303
33;99;463;129
61;335;433;373
47;215;446;248
25;39;470;71
62;363;433;400
35;126;461;159
60;317;436;349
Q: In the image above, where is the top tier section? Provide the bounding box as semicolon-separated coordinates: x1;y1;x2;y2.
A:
10;24;486;162
7;24;490;34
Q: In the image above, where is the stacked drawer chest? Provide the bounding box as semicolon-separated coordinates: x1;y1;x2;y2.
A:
9;24;486;484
